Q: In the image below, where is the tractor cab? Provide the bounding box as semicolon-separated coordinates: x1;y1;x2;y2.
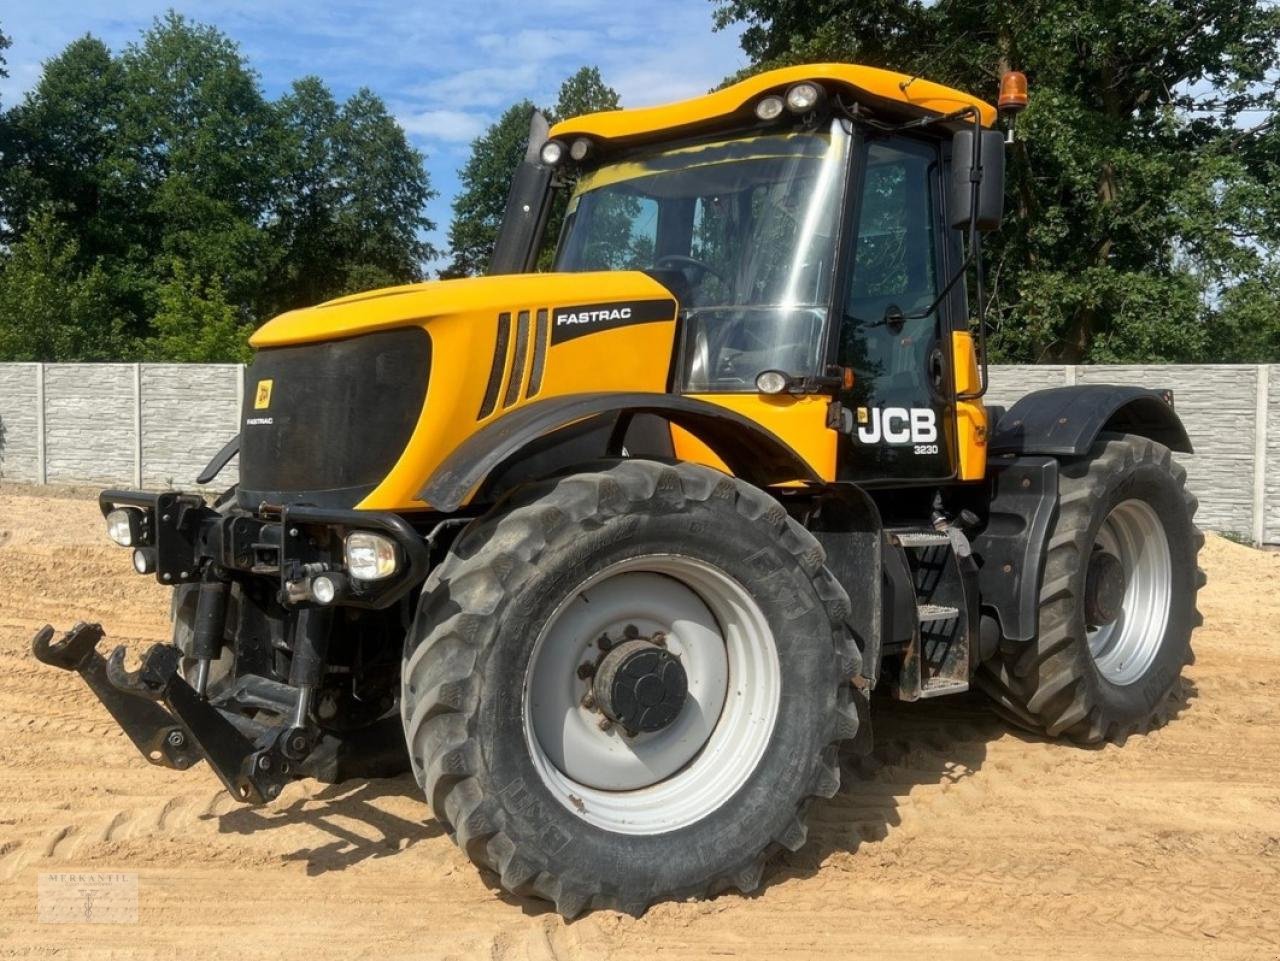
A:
499;63;1010;488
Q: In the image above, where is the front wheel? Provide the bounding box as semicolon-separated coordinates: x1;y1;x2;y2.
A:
401;460;862;916
978;433;1204;742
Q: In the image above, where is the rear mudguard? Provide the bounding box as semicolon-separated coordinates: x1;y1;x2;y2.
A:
989;385;1192;457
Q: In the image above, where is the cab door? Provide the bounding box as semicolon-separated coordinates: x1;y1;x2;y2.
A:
835;134;959;485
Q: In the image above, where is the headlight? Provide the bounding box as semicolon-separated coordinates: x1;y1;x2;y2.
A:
344;532;399;581
106;508;142;547
785;82;822;113
755;95;785;121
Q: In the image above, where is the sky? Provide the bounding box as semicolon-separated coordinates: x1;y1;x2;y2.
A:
0;0;749;268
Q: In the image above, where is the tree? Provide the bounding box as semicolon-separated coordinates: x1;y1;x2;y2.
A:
146;259;253;363
0;13;436;362
0;23;10;90
0;213;128;361
0;37;129;259
711;0;1280;363
271;80;436;309
441;66;621;278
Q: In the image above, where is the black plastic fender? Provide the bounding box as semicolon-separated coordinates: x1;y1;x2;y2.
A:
989;385;1192;456
418;392;823;512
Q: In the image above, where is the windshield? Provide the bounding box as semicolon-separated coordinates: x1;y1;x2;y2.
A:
555;121;850;391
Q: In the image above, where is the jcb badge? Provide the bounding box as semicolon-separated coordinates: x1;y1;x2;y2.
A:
254;379;273;410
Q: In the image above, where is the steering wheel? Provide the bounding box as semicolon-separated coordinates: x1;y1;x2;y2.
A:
654;254;732;288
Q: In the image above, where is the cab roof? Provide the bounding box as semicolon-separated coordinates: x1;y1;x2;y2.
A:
548;63;997;146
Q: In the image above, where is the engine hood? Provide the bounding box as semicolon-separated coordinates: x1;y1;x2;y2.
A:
243;270;682;512
250;271;674;348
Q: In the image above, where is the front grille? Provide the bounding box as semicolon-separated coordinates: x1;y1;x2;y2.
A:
238;327;431;507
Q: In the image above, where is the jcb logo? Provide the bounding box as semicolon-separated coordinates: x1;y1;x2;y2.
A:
856;407;937;445
254;379;273;410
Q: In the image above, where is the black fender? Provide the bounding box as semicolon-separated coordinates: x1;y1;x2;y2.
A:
418;392;822;512
972;455;1059;642
802;485;883;689
988;385;1192;457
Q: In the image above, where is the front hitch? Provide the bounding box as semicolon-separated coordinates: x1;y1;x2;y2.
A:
32;623;199;770
33;623;293;803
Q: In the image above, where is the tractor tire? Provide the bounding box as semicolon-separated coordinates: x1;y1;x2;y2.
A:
977;432;1204;743
401;459;863;917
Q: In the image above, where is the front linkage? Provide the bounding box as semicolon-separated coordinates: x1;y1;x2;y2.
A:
32;489;431;804
33;622;296;802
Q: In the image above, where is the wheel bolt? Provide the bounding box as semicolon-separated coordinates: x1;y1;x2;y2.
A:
581;691;596;711
623;624;640;640
597;717;613;732
597;633;613;652
650;631;667;648
576;662;596;679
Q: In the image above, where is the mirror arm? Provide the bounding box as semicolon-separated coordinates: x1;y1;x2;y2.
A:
959;107;990;401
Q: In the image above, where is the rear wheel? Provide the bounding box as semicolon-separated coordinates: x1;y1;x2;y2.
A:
977;433;1204;743
401;460;862;916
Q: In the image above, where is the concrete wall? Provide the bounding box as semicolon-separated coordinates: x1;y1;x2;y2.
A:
0;362;1276;543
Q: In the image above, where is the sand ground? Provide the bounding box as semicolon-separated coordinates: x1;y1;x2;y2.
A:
1;486;1277;959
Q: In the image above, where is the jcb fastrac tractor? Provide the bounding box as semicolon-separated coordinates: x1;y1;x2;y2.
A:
36;63;1203;916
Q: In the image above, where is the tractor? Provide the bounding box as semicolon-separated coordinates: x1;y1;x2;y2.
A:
34;62;1203;917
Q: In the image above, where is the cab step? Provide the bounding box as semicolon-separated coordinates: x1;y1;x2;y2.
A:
917;603;960;622
919;678;970;698
890;530;951;548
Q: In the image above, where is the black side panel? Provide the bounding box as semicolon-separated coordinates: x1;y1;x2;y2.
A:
421;392;821;512
239;328;430;509
989;385;1191;456
972;455;1059;642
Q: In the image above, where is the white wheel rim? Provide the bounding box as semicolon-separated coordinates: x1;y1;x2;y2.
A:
523;555;781;835
1087;499;1172;685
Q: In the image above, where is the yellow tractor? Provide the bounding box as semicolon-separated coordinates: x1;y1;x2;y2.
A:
35;63;1203;916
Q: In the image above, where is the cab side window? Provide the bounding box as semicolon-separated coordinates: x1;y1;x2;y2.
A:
845;139;938;323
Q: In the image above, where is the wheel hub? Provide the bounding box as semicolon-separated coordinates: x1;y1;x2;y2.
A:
1085;551;1126;627
592;638;688;733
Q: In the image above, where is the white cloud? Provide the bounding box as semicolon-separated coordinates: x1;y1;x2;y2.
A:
395;108;490;143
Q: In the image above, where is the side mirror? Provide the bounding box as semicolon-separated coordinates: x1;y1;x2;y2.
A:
948;129;1006;232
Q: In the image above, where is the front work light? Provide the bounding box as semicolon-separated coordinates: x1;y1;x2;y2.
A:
755;95;785;121
106;508;142;547
755;370;790;395
132;547;156;575
311;574;340;605
569;137;592;161
539;140;565;166
785;82;822;113
344;532;399;582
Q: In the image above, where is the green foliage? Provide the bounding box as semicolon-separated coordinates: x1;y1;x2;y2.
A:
0;213;128;361
711;0;1280;363
441;66;621;278
147;260;253;363
0;12;434;362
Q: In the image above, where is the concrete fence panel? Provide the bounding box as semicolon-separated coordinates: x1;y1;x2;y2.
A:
0;363;40;484
141;364;242;489
43;364;136;486
0;361;1276;544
